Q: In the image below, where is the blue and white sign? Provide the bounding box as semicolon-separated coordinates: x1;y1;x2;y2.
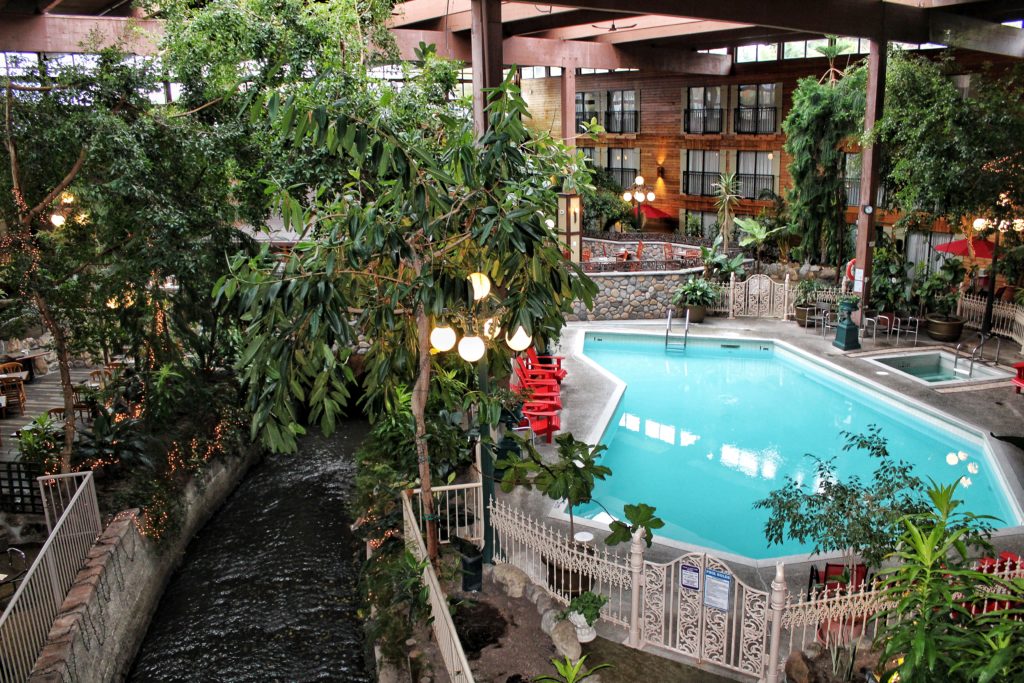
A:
679;564;700;591
703;568;731;611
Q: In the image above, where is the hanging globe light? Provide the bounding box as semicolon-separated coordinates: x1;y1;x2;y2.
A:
429;325;457;352
505;326;532;351
646;191;656;202
50;213;66;227
457;335;486;362
972;217;988;231
622;191;632;202
634;175;644;186
468;272;491;301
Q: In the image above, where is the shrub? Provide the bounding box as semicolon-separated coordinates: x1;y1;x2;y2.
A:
671;277;720;307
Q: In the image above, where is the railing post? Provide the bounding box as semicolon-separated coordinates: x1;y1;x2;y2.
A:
782;273;790;320
728;272;736;319
626;527;646;649
765;562;787;683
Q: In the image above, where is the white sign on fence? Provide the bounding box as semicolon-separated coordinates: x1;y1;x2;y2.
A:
703;568;731;611
680;564;700;590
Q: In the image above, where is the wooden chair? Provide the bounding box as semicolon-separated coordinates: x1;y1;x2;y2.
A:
0;362;24;375
0;378;26;416
46;407;66;422
72;386;93;424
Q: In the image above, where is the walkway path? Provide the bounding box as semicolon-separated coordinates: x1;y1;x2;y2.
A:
1;367;95;462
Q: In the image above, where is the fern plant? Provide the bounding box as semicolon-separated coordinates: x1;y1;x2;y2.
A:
534;655;611;683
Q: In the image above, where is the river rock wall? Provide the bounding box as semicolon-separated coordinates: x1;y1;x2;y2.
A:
567;270;701;321
27;447;262;683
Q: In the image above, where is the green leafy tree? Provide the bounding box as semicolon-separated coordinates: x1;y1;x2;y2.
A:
783;50;866;267
498;433;610;539
218;72;597;560
877;51;1024;230
735;215;784;274
605;502;664;548
754;426;927;570
713;172;741;251
0;50;245;470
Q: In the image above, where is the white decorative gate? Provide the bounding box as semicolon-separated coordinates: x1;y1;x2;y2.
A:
729;273;791;319
642;552;770;679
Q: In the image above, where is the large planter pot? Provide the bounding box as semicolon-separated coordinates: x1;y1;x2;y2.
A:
567;611;597;643
925;315;965;342
682;304;707;324
794;305;814;327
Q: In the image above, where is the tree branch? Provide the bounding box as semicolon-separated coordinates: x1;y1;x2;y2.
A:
23;147;88;227
169;97;224;119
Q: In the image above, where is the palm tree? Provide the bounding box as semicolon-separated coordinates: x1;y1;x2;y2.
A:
735;215;784;274
713;172;741;251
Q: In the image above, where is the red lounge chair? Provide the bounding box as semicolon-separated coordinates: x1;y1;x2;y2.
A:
521;407;560;443
515;357;562;386
525;348;567;382
1013;362;1024;394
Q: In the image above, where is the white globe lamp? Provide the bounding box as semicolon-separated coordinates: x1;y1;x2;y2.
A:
429;325;457;352
457;335;486;362
505;326;532;352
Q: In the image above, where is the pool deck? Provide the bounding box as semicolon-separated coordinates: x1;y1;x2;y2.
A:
502;315;1024;596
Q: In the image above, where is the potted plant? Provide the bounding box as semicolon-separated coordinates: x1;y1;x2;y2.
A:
837;293;860;319
918;258;967;342
564;591;608;643
792;279;820;327
868;235;909;323
670;277;720;323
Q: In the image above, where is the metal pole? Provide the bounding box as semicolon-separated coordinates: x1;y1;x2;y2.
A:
626;527;646;648
476;360;495;565
981;232;999;336
764;562;787;683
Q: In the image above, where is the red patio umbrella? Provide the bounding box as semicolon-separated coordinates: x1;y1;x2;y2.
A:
933;236;995;259
639;204;672;219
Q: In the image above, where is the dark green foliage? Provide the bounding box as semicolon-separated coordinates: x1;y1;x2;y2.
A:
877;51;1024;227
915;257;966;318
580;167;633;232
783;65;866;266
755;426;927;569
359;542;431;665
565;591;608;626
670;277;720;307
869;233;910;313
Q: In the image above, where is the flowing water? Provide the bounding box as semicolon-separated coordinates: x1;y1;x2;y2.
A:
129;423;372;682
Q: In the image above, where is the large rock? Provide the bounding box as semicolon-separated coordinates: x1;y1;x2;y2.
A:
540;608;561;635
535;593;554;615
550;620;581;661
492;563;529;599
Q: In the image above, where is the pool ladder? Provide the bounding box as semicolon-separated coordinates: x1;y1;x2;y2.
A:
953;332;1002;378
665;308;689;352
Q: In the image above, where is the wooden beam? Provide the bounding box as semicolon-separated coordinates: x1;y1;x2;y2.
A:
930;12;1024;56
392;29;732;74
417;4;583;32
534;15;706;41
471;0;503;133
591;20;750;44
854;39;887;314
0;15;162;54
560;63;577;145
505;9;631;36
38;0;67;14
509;0;929;42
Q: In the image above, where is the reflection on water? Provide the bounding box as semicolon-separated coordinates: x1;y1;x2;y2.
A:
129;424;372;682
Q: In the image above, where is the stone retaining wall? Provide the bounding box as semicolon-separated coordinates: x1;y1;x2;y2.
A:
567;270;701;321
27;447;262;683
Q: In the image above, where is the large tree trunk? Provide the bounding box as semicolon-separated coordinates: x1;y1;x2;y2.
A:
411;306;439;562
32;292;75;473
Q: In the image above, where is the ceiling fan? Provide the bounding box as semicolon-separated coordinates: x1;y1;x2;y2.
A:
592;20;638;32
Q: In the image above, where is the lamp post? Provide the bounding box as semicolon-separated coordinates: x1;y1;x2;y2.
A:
971;209;1024;336
622;175;655;228
429;271;533;564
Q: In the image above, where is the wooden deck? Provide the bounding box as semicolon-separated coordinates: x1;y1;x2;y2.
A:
1;368;97;462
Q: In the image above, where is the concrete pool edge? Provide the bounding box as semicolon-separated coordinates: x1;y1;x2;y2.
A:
548;325;1024;568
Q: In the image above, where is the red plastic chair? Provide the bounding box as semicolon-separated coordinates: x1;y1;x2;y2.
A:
1012;362;1024;395
525;348;567;383
521;407;560;443
515;357;562;387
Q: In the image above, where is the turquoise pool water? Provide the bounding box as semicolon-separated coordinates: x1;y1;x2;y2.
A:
575;334;1019;560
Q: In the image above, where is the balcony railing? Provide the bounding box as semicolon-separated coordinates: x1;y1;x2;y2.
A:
844;177;861;206
737;173;775;199
683;108;723;134
844;178;889;208
607;167;639;189
734;106;777;134
682;171;719;196
605;110;639;134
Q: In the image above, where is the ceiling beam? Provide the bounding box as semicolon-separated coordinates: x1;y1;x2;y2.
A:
37;0;66;13
0;15;162;54
416;4;583;32
533;15;704;40
392;28;732;73
592;20;752;44
506;0;931;42
930;11;1024;54
505;9;631;36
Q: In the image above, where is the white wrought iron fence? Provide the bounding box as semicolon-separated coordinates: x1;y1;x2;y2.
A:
708;274;842;320
958;293;1024;352
0;472;100;683
401;493;475;683
489;499;635;628
408;482;485;547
